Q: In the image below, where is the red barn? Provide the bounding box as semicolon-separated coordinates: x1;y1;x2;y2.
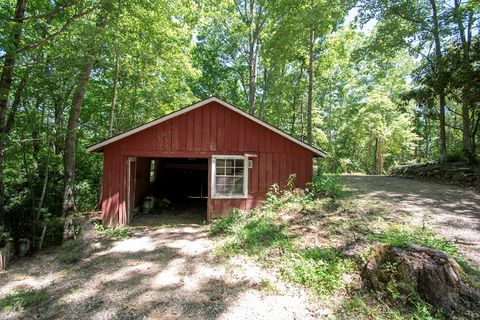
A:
88;97;325;226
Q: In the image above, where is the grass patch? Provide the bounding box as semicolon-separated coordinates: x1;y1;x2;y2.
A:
341;294;441;320
281;248;355;295
369;226;459;257
217;214;293;258
0;289;49;312
259;278;279;294
210;209;242;235
93;221;134;239
58;239;84;263
369;225;480;287
311;173;346;199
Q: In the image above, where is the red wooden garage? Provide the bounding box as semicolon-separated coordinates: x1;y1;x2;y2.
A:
88;97;326;226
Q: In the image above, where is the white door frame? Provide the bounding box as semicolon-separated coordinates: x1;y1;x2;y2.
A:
127;157;137;223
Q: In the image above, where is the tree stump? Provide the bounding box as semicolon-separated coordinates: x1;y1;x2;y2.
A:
362;244;480;317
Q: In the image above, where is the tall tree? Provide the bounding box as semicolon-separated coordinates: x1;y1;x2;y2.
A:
234;0;269;114
63;10;108;213
269;0;349;144
0;0;26;224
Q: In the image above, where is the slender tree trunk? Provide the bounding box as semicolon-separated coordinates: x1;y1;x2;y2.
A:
108;49;120;137
375;136;383;175
300;100;305;140
258;66;268;120
365;135;373;175
0;0;26;225
430;0;447;163
306;25;314;145
63;12;106;214
63;54;96;213
454;0;476;163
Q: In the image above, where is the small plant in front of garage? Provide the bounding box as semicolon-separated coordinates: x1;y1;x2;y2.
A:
93;221;134;239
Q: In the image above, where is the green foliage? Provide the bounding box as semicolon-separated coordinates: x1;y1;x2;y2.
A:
341;294;441;320
0;225;12;247
218;214;293;257
311;173;344;199
58;239;84;264
0;289;49;313
41;217;66;248
281;248;354;295
210;209;243;235
369;226;460;259
93;222;134;239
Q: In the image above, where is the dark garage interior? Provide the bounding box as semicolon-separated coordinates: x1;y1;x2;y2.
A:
133;157;208;221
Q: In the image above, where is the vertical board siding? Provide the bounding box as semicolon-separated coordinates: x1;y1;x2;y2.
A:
101;101;317;224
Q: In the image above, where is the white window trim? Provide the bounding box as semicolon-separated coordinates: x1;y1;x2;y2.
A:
211;155;248;199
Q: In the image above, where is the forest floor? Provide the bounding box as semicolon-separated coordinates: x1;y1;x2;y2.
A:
343;174;480;269
0;217;313;320
0;175;479;319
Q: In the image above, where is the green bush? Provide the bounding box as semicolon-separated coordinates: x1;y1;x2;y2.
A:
219;216;292;257
0;289;49;312
93;221;134;239
41;217;65;248
446;149;465;163
311;173;344;199
210;209;243;235
281;248;354;295
212;208;293;258
58;239;84;263
0;225;12;247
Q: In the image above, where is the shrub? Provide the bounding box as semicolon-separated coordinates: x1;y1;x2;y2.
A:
0;225;12;247
219;216;292;257
58;239;84;263
41;217;65;248
210;209;243;235
281;248;354;295
93;221;134;239
0;289;49;312
311;173;344;199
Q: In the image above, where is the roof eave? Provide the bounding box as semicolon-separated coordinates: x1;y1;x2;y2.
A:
86;97;328;157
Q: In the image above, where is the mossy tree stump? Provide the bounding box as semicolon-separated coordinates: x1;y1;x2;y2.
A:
362;244;480;317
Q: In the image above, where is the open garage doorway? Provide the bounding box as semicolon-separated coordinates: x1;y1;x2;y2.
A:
130;157;208;225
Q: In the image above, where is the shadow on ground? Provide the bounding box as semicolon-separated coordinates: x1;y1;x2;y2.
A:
0;217;250;320
343;174;480;267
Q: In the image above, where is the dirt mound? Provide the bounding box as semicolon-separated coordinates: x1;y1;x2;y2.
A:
362;244;480;317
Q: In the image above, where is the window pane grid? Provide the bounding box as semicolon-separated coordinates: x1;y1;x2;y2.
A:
214;157;245;196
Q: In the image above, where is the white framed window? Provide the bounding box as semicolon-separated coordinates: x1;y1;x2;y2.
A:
211;155;248;199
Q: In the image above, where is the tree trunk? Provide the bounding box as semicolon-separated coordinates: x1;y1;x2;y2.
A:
63;56;96;213
0;0;27;225
108;49;120;137
306;25;314;145
63;12;106;214
258;66;268;120
430;0;447;163
454;0;476;163
375;136;383;175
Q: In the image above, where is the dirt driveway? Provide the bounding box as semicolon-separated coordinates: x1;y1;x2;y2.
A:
0;216;313;320
343;174;480;268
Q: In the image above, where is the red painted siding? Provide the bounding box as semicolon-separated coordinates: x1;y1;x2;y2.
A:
101;101;317;225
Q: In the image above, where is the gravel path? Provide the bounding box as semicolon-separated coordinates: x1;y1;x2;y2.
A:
0;217;313;320
343;174;480;268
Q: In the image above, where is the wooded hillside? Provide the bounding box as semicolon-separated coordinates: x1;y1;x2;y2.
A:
0;0;478;244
